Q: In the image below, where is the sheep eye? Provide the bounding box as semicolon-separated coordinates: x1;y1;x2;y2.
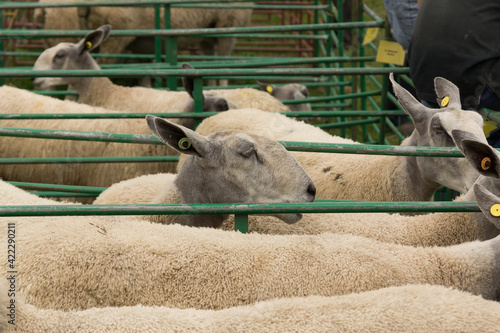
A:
433;125;444;133
54;50;66;61
218;100;229;111
241;148;254;158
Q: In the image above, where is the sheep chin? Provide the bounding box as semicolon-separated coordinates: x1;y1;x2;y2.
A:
273;213;303;224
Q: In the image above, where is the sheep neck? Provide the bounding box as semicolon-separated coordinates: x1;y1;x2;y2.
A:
76;76;115;105
400;133;441;201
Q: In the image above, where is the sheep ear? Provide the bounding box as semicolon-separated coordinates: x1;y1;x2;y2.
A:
77;24;111;54
434;77;461;109
474;184;500;229
146;115;209;157
256;80;276;96
452;130;500;178
181;63;205;102
389;73;432;133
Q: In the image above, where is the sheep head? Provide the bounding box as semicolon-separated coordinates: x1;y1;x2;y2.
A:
146;115;316;227
33;25;111;90
257;80;311;112
390;73;487;195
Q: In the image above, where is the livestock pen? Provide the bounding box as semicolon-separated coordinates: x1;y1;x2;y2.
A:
0;0;498;226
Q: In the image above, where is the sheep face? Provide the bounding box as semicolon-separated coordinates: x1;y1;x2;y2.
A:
257;81;312;112
33;25;110;90
147;115;316;226
390;74;486;194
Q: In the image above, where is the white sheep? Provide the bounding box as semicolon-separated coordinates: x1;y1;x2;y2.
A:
33;25;289;112
218;133;500;246
3;284;500;332
257;80;312;111
185;74;487;201
97;115;315;227
34;0;253;69
0;86;175;188
93;131;500;246
3;178;500;311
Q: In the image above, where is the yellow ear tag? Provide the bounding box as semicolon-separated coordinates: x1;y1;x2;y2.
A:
441;96;450;107
266;86;273;93
85;41;93;49
490;204;500;217
178;137;191;150
481;157;492;170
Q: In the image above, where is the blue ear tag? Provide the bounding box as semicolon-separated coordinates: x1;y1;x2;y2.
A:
178;137;191;150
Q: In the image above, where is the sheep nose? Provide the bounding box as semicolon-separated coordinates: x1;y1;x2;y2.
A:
307;183;316;201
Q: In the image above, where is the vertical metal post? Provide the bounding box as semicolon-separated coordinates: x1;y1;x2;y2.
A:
234;214;249;233
193;77;204;128
164;3;178;90
0;8;4;86
154;4;163;88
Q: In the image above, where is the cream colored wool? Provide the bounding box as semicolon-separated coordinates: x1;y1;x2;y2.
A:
3;284;500;333
0;86;179;187
2;179;500;311
95;172;499;247
184;108;484;201
0;86;285;188
34;0;252;65
78;77;289;112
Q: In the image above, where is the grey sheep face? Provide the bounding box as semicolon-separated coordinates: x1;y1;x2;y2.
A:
146;115;316;226
32;26;236;118
390;73;487;194
257;81;311;111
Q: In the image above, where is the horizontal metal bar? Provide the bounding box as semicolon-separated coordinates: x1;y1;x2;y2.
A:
0;126;481;157
0;201;480;217
0;126;162;144
0;110;407;120
0;0;323;9
0;156;179;164
0;21;385;39
1;67;411;79
0;0;263;9
316;118;379;129
7;181;107;194
31;191;99;198
479;108;500;125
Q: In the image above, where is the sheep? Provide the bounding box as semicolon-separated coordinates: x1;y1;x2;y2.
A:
33;25;290;112
4;176;500;311
0;86;180;189
257;80;312;112
215;133;500;246
95;129;500;246
97;115;316;227
34;0;253;69
183;74;487;201
4;284;500;333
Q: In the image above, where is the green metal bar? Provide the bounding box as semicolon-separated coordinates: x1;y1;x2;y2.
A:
479;108;500;125
0;7;3;86
0;0;287;9
0;125;481;157
31;192;99;198
6;181;106;194
0;201;481;218
0;156;179;164
3;67;410;79
154;4;163;88
164;3;178;90
193;77;204;128
316;118;379;130
0;22;386;39
0;126;162;144
234;214;249;233
0;1;329;10
0;110;406;120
